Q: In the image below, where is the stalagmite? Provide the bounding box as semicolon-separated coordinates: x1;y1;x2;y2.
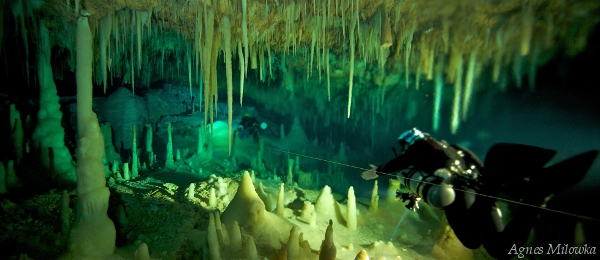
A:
354;249;369;260
230;221;242;252
131;124;138;178
33;20;76;184
187;183;195;200
222;16;233;156
347;186;357;230
67;13;116;258
208;212;221;260
123;162;130;181
286;226;300;258
242;236;260;260
369;180;379;212
166;122;174;167
9;104;24;164
145;124;154;168
6;160;21;189
214;211;225;248
59;190;70;234
299;201;316;226
286;158;294;187
0;162;7;194
209;188;217;208
276;183;285;216
319;220;336;260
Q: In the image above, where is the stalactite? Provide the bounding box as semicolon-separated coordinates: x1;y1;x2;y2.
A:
259;46;265;81
130;23;135;96
74;0;79;16
450;49;464;134
426;48;434;80
462;49;478;121
442;16;450;54
222;16;233;156
99;12;112;94
379;9;392;73
203;8;215;129
309;27;317;79
326;49;331;102
341;0;346;38
520;2;534;56
238;41;245;106
242;0;249;76
380;11;392;49
147;9;152;38
355;0;360;40
545;14;554;48
415;56;422;89
210;33;221;132
347;9;356;119
529;41;540;91
188;43;192;100
404;25;415;88
513;50;524;88
137;11;142;72
267;42;273;79
322;0;328;81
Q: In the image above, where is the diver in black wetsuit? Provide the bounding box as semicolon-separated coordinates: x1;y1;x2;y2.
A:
236;113;262;143
362;128;599;259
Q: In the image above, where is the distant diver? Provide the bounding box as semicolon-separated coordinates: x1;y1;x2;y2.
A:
361;128;598;259
236;113;266;143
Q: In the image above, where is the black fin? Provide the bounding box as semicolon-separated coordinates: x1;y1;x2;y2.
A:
529;150;599;197
484;143;557;180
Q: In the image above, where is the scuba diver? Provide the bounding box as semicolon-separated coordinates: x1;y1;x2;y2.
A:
362;128;598;259
236;113;266;143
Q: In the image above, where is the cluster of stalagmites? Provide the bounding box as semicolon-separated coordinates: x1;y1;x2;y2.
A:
205;171;401;260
